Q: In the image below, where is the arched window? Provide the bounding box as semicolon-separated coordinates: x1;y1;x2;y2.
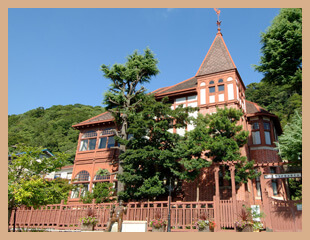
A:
75;170;90;181
209;80;214;85
200;82;206;87
218;79;223;83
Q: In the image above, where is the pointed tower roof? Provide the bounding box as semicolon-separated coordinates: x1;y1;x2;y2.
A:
195;32;236;77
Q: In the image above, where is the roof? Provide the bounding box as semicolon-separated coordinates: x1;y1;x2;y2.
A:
154;32;239;97
154;77;197;96
245;100;274;115
72;111;114;128
196;33;236;77
245;100;282;134
8;148;54;159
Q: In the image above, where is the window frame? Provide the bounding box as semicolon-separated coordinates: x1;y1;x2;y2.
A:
98;132;116;149
70;170;91;199
79;130;98;152
250;121;261;145
263;121;272;145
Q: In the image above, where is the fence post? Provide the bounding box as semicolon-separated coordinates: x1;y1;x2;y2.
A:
289;202;298;232
213;165;220;232
229;164;237;230
259;167;273;231
56;200;64;229
27;206;34;228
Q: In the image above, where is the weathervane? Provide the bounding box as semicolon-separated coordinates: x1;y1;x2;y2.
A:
214;8;221;32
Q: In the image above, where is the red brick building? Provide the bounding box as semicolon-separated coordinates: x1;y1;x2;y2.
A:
69;27;287;205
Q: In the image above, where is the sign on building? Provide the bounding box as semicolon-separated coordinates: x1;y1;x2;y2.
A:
264;173;301;179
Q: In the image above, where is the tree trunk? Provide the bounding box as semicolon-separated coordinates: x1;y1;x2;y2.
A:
117;116;127;199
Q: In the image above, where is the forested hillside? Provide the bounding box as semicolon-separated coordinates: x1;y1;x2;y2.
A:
8;104;105;162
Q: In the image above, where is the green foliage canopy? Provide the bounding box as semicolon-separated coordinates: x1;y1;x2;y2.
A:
178;107;258;184
116;95;195;201
254;8;302;94
101;48;160;197
275;111;302;166
8;145;75;230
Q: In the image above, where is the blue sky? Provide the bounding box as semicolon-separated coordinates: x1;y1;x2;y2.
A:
8;8;280;115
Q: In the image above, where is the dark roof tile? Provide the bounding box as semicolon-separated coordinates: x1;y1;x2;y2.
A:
196;34;235;76
156;77;197;95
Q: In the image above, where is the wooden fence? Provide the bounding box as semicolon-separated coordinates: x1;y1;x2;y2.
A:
9;201;214;231
267;198;302;232
9;198;302;232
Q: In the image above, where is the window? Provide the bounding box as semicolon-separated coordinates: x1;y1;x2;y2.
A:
80;184;89;197
255;174;261;197
209;80;214;85
274;126;278;141
54;174;61;179
252;122;259;130
94;170;110;181
98;137;107;149
263;122;270;130
264;122;271;145
218;79;223;83
71;171;90;199
218;85;224;92
70;188;80;199
107;136;115;148
270;167;278;195
98;128;116;149
79;131;97;151
251;122;261;145
75;170;90;182
187;95;197;101
209;86;215;93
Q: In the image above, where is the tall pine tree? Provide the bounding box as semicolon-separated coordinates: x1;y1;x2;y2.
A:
101;48;159;199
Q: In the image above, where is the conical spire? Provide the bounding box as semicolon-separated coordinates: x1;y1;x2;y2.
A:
195;10;236;77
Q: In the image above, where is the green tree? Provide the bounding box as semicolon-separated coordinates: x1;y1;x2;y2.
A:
117;97;257;201
254;8;302;94
116;95;195;201
8;145;74;231
101;48;159;198
275;111;302;167
80;182;115;204
178;107;259;184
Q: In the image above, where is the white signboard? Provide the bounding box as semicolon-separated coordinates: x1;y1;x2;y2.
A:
111;221;147;232
264;173;301;179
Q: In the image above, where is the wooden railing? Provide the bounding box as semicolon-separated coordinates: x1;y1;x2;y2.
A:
9;200;214;231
